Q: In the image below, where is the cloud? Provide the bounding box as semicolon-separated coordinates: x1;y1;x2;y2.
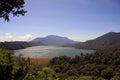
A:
0;33;33;42
68;36;85;42
68;35;96;42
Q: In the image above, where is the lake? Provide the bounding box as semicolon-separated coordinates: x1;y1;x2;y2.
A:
14;46;94;58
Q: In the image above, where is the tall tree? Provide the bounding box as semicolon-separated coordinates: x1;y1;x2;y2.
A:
0;0;26;21
0;49;13;80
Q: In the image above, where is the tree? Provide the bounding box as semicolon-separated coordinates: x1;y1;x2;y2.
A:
0;0;26;21
0;49;13;80
101;67;115;80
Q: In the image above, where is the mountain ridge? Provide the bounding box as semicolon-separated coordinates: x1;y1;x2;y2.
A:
31;35;78;46
75;32;120;50
0;32;120;50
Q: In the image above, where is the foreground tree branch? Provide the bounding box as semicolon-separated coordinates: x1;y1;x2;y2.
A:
0;0;27;21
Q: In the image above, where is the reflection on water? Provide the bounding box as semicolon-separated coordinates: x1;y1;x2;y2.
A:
14;46;94;58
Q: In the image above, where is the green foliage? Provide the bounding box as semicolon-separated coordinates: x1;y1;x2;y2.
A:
23;67;56;80
0;42;31;50
78;76;95;80
0;49;13;80
0;49;13;65
66;76;106;80
50;49;120;80
111;75;120;80
11;55;57;80
101;67;114;80
1;48;120;80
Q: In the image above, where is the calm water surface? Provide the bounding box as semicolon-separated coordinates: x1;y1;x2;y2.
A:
14;46;94;58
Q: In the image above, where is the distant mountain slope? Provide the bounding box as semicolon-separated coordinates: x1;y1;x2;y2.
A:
31;35;78;46
0;35;77;50
75;32;120;50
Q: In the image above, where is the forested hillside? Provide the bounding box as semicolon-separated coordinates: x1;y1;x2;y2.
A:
50;48;120;80
75;32;120;50
0;42;31;50
0;48;120;80
0;41;44;50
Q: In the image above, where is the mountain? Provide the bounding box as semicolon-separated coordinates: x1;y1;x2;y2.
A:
31;35;78;46
75;32;120;50
0;35;78;50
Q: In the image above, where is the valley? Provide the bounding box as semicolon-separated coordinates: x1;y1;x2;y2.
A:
1;0;120;79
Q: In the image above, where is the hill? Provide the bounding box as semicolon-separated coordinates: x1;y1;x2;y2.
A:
0;41;31;50
31;35;78;46
75;32;120;50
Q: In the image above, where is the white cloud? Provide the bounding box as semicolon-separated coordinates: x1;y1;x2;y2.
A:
68;36;85;42
68;35;95;42
0;33;33;42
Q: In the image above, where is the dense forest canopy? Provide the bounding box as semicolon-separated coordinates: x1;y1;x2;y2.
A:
50;48;120;80
0;42;31;50
0;48;120;80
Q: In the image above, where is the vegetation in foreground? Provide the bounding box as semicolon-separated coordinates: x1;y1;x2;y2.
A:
0;48;120;80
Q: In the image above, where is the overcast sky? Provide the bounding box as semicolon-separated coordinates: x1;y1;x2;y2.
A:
0;0;120;42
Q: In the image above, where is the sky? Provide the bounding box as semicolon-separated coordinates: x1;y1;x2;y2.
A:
0;0;120;42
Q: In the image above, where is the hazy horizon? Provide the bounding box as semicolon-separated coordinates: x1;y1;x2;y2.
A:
0;0;120;42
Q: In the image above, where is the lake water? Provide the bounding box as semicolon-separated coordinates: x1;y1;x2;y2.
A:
14;46;94;58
